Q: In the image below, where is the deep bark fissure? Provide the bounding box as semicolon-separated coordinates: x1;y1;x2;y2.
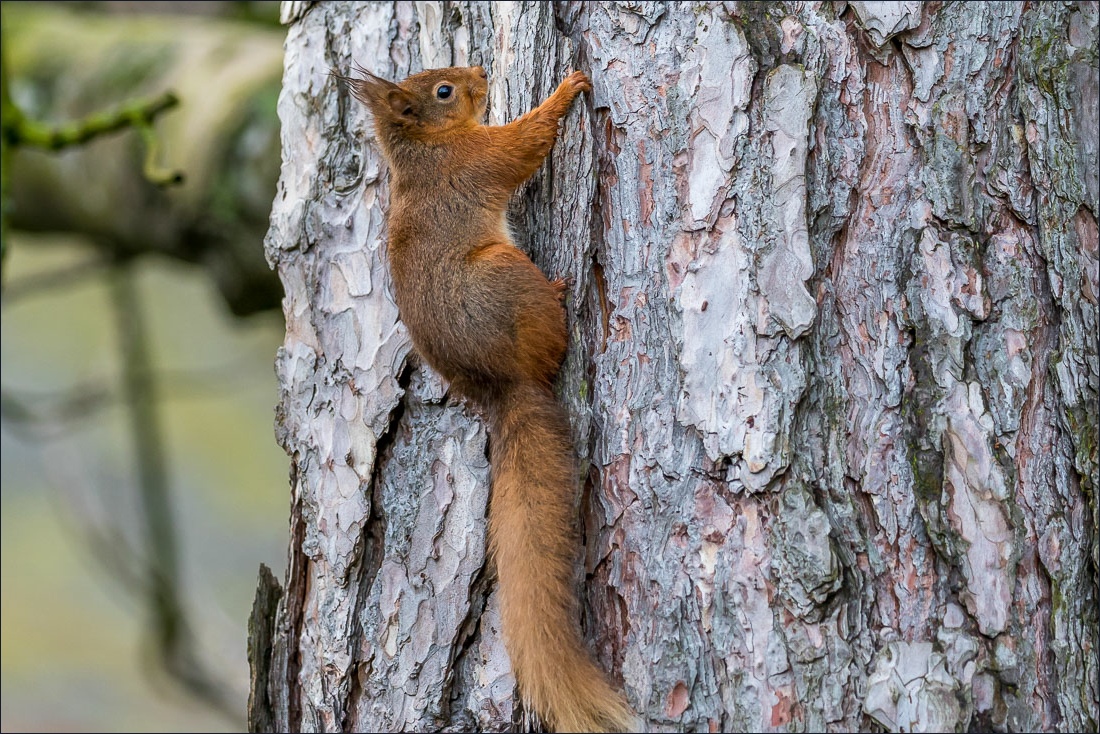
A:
587;123;613;356
285;460;309;734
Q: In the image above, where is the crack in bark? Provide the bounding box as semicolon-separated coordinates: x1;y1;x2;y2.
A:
285;457;308;734
586;112;614;358
1014;202;1091;727
590;252;611;355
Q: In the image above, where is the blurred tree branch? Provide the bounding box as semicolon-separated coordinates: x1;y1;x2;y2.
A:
110;258;237;720
0;251;111;305
5;87;180;157
1;2;285;315
1;13;183;281
9;88;185;187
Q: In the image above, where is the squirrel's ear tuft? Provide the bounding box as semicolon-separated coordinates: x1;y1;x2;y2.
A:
386;88;420;122
332;64;399;117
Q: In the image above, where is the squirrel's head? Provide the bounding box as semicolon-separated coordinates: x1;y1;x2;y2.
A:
339;65;489;135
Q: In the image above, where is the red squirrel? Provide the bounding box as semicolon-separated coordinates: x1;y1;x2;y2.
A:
338;64;636;732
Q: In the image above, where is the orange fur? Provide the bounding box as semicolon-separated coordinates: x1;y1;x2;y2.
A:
490;382;637;732
339;64;636;732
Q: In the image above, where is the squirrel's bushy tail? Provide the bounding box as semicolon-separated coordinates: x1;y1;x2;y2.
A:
487;381;637;733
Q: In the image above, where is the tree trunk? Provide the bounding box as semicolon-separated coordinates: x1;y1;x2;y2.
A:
253;2;1098;731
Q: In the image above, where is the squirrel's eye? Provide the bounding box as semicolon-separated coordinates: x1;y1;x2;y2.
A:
436;85;453;99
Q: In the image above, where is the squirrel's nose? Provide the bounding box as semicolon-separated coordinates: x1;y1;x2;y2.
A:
474;66;487;79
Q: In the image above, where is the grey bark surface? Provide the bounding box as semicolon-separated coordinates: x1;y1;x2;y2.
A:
256;2;1098;731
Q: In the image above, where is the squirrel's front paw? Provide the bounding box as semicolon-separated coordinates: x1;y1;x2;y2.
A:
561;70;592;96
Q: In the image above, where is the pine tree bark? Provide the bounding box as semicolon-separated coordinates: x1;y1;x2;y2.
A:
253;2;1098;731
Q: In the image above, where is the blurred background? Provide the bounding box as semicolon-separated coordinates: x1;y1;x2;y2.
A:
1;2;290;730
